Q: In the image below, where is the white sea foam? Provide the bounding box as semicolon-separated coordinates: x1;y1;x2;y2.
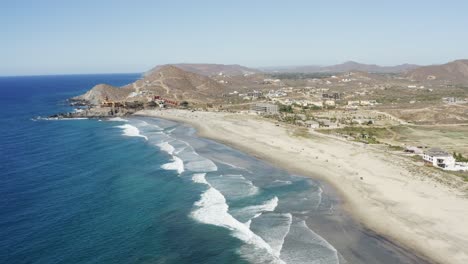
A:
108;117;128;122
214;160;252;173
34;117;89;121
185;159;218;172
192;173;208;184
248;213;293;258
157;141;175;155
191;173;284;264
316;187;323;210
280;220;340;264
271;214;292;258
116;124;148;140
161;156;184;174
166;128;176;134
273;180;292;185
234;197;279;227
208;174;259;199
172;141;218;173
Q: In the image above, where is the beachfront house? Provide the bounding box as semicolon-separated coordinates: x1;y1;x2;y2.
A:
422;148;456;170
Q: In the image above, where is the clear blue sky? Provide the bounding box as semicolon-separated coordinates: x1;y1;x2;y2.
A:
2;0;468;76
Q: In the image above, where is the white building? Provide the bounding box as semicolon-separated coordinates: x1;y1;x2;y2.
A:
305;120;320;129
250;103;279;115
422;148;456;170
309;101;323;108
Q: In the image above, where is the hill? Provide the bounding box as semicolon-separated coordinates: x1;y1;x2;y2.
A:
405;59;468;84
73;84;133;105
132;65;227;101
75;65;229;105
322;61;419;73
145;63;260;77
262;61;420;73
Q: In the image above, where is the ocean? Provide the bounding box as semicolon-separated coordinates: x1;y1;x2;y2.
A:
0;74;430;264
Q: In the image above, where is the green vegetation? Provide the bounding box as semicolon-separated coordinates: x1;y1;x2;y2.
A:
318;126;393;144
281;115;299;124
453;152;468;162
180;101;189;108
279;104;293;113
388;145;404;151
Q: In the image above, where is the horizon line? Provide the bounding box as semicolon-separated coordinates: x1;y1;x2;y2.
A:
2;58;466;77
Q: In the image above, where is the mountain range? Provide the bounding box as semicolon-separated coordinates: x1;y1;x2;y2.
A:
145;63;260;77
75;59;468;106
261;61;420;73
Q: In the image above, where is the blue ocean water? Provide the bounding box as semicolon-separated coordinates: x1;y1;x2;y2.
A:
0;75;340;264
0;74;431;264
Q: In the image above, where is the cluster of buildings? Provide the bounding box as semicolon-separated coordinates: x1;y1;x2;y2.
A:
266;89;288;98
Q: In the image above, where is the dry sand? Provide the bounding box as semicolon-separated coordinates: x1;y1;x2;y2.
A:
136;109;468;264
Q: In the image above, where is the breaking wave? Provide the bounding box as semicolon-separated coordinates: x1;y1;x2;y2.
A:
157;141;175;155
116;124;148;140
108;117;128;122
115;117;340;264
161;156;184;174
191;173;285;264
206;174;259;199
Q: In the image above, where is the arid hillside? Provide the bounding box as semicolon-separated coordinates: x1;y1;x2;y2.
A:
75;65;230;105
406;59;468;85
145;63;259;77
73;84;133;105
262;61;420;73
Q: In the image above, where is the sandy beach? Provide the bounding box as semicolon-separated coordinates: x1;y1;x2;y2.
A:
136;109;468;264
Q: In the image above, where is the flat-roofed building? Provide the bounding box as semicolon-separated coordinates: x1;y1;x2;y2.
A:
250;103;279;115
422;148;456;170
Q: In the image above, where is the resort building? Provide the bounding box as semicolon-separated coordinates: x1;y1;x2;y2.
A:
250;103;279;115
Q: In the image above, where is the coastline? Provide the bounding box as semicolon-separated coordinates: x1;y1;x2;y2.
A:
135;109;468;264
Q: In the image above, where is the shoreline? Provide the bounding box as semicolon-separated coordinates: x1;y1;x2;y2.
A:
135;109;468;264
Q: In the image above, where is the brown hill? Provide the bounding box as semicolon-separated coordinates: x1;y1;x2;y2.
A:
145;63;259;77
135;65;227;101
262;61;420;73
75;65;228;105
323;61;420;73
73;84;132;105
406;59;468;84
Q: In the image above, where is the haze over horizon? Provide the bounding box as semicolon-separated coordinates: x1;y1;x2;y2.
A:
2;0;468;76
